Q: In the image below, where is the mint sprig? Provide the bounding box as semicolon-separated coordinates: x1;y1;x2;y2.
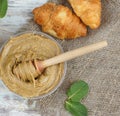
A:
0;0;8;18
65;80;89;116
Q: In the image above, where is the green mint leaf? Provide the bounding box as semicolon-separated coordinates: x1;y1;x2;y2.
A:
0;0;8;18
65;100;88;116
67;80;89;102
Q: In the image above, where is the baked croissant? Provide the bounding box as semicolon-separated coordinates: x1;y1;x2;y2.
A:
33;3;87;39
68;0;101;29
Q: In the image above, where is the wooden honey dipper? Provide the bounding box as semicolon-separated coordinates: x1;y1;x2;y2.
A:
13;41;108;83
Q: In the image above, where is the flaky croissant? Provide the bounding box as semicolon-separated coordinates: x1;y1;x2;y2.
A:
33;3;87;39
68;0;101;29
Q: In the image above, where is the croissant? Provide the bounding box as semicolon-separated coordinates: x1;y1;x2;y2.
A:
33;3;87;39
68;0;101;29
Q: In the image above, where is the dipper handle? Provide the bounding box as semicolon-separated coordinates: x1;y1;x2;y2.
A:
42;41;108;67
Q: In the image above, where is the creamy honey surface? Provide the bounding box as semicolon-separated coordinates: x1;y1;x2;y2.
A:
0;33;64;98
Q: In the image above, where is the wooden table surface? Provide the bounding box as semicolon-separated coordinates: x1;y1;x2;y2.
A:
0;0;120;116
